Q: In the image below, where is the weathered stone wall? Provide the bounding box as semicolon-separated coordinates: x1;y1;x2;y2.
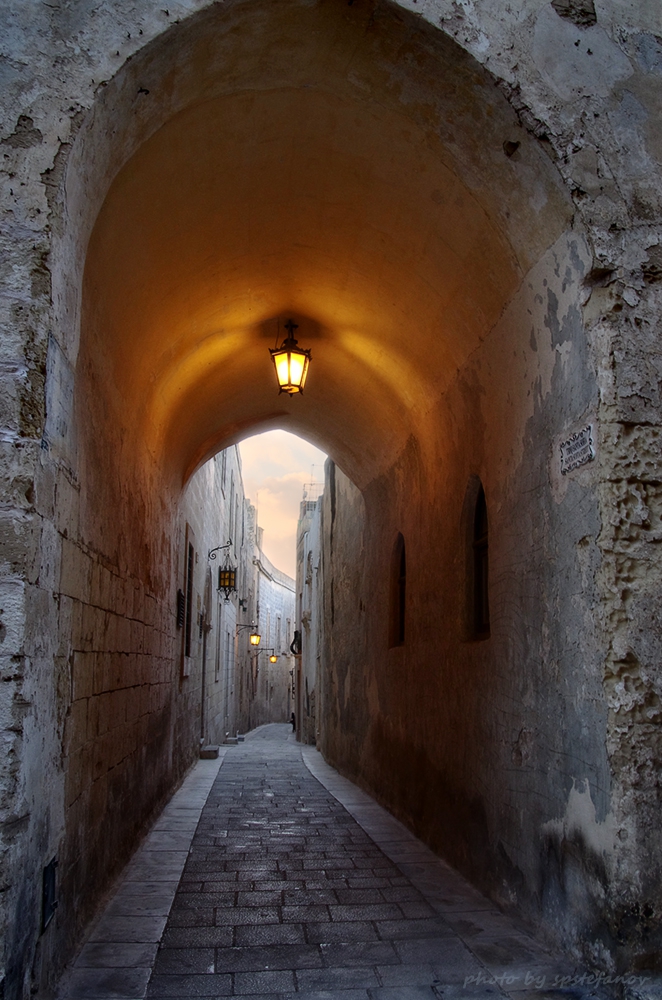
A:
317;230;661;973
33;444;260;999
295;497;327;746
1;0;662;995
1;411;287;1000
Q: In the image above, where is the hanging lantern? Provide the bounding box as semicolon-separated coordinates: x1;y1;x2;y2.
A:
249;630;261;646
218;558;237;600
269;653;278;663
269;319;311;395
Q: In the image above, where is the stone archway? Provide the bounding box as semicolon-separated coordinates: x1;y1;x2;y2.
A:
42;4;579;984
4;1;662;996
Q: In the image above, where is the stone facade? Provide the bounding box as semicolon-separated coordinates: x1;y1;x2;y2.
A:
295;497;325;746
235;530;295;733
179;446;294;750
1;0;662;995
0;423;293;998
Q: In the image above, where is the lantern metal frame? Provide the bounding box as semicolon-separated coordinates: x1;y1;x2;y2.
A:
269;319;312;395
236;621;261;646
209;540;237;602
217;558;237;601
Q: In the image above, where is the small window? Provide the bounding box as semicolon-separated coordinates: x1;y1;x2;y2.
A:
389;533;406;647
181;524;197;676
184;541;194;658
473;485;490;638
461;477;490;641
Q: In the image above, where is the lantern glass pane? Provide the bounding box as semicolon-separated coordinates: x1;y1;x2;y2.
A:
274;352;291;388
218;566;236;593
271;341;310;394
289;351;305;387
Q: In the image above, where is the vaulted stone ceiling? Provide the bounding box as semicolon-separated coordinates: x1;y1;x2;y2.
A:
80;0;571;489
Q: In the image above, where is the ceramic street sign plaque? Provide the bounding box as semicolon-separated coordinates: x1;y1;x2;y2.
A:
560;425;595;475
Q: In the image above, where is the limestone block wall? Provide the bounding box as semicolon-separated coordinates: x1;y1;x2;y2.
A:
175;446;251;753
295;497;327;746
44;446;258;999
317;229;661;972
0;416;271;998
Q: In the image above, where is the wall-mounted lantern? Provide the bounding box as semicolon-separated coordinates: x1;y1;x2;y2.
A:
269;319;311;395
236;621;261;646
209;540;237;601
217;561;237;600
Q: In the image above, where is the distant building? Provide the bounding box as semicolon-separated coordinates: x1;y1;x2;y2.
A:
295;484;325;745
177;445;295;745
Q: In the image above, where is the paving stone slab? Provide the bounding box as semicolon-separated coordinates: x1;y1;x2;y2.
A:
234;922;307;946
280;992;370;1000
319;941;399;967
89;915;168;944
60;967;152;999
295;966;382;991
105;893;176;918
214;943;323;972
77;943;159;968
151;947;216;975
145;973;232;997
367;988;439;1000
160;926;234;948
375;962;441;986
234;968;297;993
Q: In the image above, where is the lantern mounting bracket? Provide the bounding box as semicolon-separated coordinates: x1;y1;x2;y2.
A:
236;621;261;647
208;540;232;561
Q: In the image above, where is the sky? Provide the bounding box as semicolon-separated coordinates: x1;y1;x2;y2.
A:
239;430;327;579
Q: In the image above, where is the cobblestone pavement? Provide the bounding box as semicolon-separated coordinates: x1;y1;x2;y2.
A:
145;726;601;1000
59;725;627;1000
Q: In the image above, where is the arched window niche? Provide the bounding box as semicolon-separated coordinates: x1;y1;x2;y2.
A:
461;476;491;641
389;532;407;648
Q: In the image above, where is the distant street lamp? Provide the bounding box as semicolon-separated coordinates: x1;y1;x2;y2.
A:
270;319;311;395
236;621;261;646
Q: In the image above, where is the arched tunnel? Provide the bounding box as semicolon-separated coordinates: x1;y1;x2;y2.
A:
4;0;662;995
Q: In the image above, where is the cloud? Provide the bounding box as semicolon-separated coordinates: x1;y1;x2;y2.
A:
239;431;327;578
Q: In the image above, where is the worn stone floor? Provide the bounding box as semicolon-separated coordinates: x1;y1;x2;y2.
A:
56;724;637;1000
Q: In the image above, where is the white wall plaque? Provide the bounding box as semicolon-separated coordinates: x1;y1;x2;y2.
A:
560;425;595;475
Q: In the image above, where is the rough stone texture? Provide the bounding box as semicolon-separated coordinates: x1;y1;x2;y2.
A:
1;0;662;995
143;725;613;1000
311;234;661;977
1;426;292;998
295;497;329;747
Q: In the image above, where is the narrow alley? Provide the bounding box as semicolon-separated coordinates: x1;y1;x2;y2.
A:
5;3;662;994
57;726;620;1000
